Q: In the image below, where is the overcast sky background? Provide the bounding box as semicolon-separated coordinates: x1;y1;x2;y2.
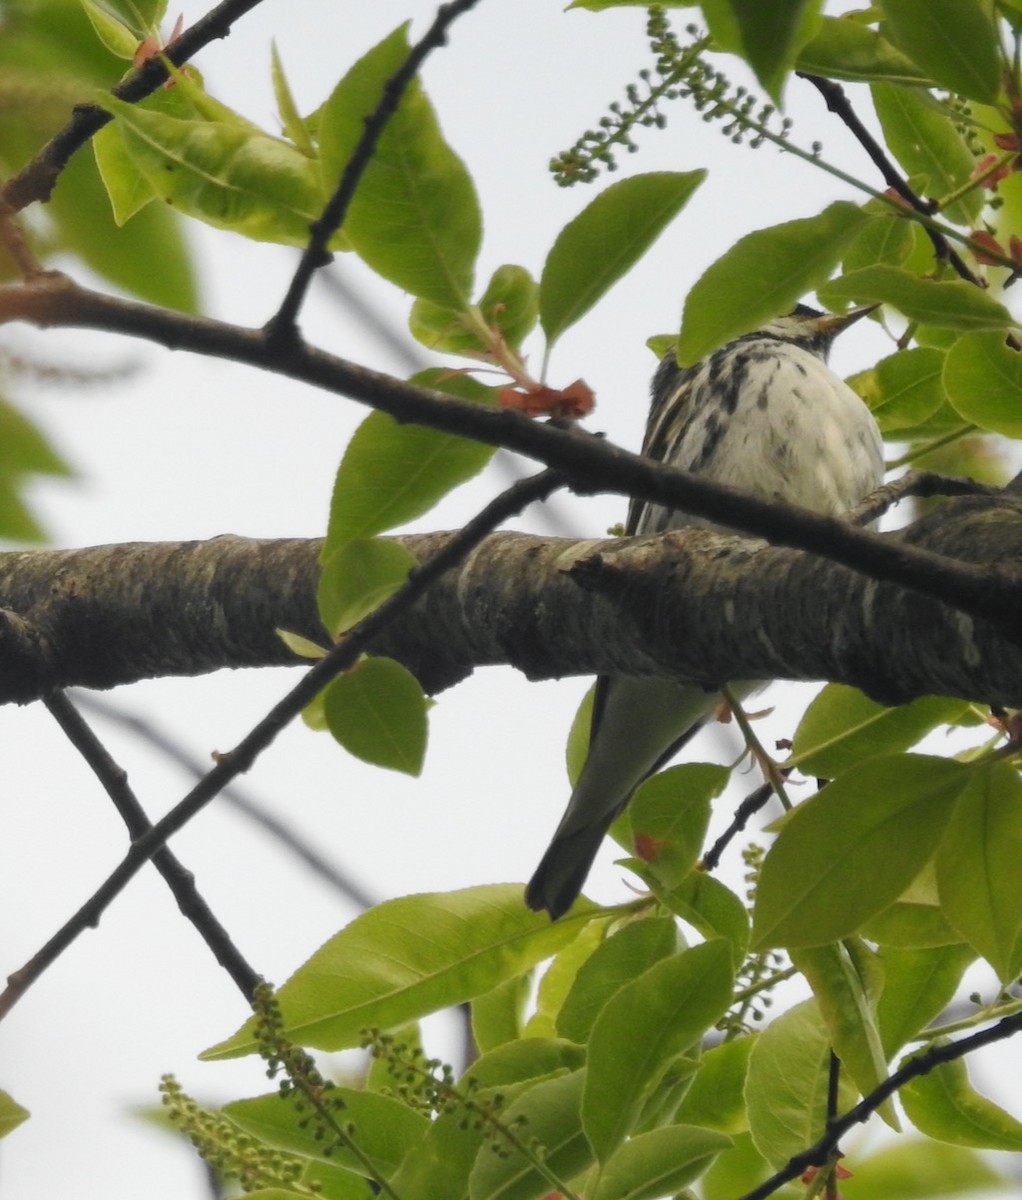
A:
1;1;1019;1197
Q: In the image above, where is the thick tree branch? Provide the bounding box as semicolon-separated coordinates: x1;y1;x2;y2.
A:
0;488;1020;708
1;273;1016;639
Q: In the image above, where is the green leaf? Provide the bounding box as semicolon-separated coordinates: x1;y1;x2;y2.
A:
875;943;975;1058
863;900;965;949
877;0;1000;102
819;265;1013;331
540;171;706;344
318;24;481;308
322;656;429;775
224;1088;429;1179
753;755;969;949
674;1037;755;1133
847;347;948;436
565;683;596;787
0;397;70;479
270;41;315;158
713;0;823;102
0;1089;29;1139
900;1049;1022;1150
746;999;858;1167
317;538;417;637
583;939;734;1161
842;212;916;272
593;1125;732;1200
81;0;165;36
700;1132;771;1200
80;0;139;58
676;202;870;364
409;263;539;357
870;84;982;225
467;1070;591;1200
944;331;1022;437
466;1037;587;1092
556;915;679;1044
322;372;495;560
203;884;598;1057
790;940;898;1129
626;763;728;890
796;16;933;85
660;873;750;958
936;762;1022;981
848;1138;1004;1198
470;974;530;1054
95;92;330;246
526;915;611;1038
789;685;967;778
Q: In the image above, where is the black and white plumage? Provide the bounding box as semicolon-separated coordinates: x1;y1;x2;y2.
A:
525;305;885;920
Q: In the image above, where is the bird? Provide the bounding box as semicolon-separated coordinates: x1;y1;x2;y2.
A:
524;304;885;920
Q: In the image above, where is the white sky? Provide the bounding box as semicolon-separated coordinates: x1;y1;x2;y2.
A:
1;1;1019;1197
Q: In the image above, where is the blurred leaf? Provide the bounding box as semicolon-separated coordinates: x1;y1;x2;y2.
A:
848;346;947;434
870;84;981;225
843;1138;1004;1198
0;1090;29;1139
80;0;139;57
936;762;1022;980
204;885;598;1056
723;0;823;101
700;1132;772;1200
820;265;1012;330
271;41;315;157
944;331;1022;437
900;1049;1022;1150
95;92;330;246
677;202;869;364
753;755;969;949
875;943;975;1058
675;1037;755;1133
593;1125;732;1200
746;999;857;1167
317;538;416;637
540;171;705;345
796;16;932;85
584;939;734;1160
80;0;166;37
877;0;1000;102
322;371;495;560
322;656;429;775
789;685;968;778
556;915;679;1043
565;683;596;787
318;24;481;308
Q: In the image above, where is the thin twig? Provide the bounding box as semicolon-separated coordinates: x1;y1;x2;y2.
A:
845;469;999;527
0;0;269;212
43;690;263;998
701;777;782;872
270;0;485;336
73;690;380;911
0;468;566;1021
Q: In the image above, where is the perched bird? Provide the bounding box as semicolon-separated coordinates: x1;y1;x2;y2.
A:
525;304;885;920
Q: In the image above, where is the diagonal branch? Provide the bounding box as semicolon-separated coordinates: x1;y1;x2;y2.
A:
0;468;566;1022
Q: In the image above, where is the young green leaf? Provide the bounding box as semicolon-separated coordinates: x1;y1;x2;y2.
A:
270;41;315;157
870;83;982;226
540;171;706;345
936;762;1022;981
80;0;139;58
583;939;734;1161
820;266;1013;331
626;762;728;890
790;940;898;1129
322;656;429;775
674;1038;755;1134
95;93;331;246
878;0;1000;103
318;24;481;308
753;755;969;949
409;263;538;357
796;16;932;86
556;915;679;1044
467;1070;590;1200
203;884;598;1057
745;999;858;1167
712;0;823;102
842;212;915;273
593;1125;732;1200
875;943;975;1058
317;538;417;637
0;1089;29;1139
789;685;967;778
847;1139;1004;1197
847;347;947;436
899;1050;1022;1150
322;372;495;560
944;331;1022;437
677;202;870;364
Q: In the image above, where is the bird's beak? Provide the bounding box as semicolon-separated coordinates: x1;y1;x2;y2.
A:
815;303;881;334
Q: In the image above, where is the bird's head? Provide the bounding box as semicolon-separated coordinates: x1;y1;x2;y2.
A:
756;302;879;359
